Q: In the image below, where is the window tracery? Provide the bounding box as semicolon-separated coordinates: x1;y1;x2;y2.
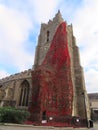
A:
19;80;29;106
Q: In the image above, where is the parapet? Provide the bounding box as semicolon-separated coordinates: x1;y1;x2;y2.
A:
0;69;32;84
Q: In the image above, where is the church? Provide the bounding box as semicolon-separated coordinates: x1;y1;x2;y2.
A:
0;11;91;127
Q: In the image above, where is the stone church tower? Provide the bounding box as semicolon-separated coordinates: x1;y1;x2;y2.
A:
0;11;91;127
30;11;91;126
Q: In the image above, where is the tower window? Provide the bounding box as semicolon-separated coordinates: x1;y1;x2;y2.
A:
19;80;30;106
47;31;50;42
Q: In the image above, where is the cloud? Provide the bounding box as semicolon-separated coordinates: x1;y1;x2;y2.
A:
0;0;62;78
0;0;98;93
85;68;98;93
72;0;98;92
28;0;62;23
0;3;33;73
0;70;9;79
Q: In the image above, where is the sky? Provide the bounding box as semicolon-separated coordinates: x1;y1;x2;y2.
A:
0;0;98;93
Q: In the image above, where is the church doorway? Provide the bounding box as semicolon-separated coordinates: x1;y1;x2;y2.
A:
42;111;47;120
41;111;47;123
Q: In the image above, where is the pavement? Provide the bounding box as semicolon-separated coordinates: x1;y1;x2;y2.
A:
0;123;95;130
93;122;98;130
1;122;98;130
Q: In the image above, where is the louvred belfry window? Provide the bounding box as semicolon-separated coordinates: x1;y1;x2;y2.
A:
47;31;50;42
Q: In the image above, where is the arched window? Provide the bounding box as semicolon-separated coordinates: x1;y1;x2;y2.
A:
19;80;30;106
47;31;50;42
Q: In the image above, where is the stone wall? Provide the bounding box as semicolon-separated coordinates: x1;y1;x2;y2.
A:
0;69;32;108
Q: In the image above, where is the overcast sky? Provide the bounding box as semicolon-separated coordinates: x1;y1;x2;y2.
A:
0;0;98;93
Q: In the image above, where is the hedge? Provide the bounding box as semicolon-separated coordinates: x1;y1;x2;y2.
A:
0;107;30;123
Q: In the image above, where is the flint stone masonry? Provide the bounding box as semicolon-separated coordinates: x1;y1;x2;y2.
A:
0;69;32;108
0;69;32;83
33;11;90;122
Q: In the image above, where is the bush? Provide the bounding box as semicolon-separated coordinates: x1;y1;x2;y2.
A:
0;107;30;123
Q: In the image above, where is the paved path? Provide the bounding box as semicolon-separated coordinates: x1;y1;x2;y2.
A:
93;123;98;130
1;123;98;130
0;124;92;130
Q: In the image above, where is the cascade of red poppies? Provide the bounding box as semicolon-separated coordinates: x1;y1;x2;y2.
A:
31;22;73;123
42;22;70;70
